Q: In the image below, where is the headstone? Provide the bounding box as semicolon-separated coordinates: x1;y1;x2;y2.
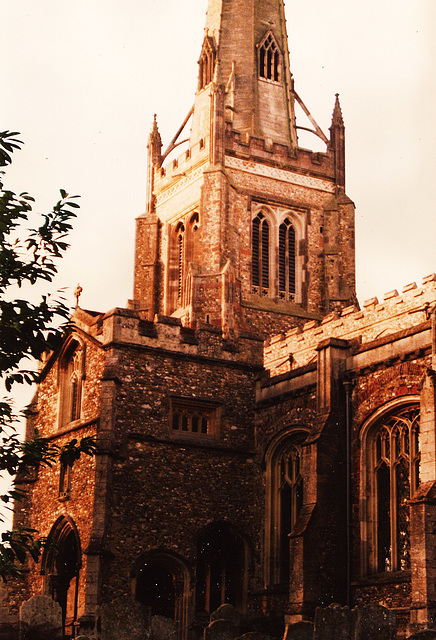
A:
353;604;396;640
211;604;241;630
314;603;350;640
283;620;314;640
407;632;436;640
150;615;177;640
234;633;275;640
204;618;238;640
20;595;62;640
101;595;149;640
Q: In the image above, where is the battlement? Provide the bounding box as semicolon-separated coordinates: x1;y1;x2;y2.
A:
89;308;264;367
225;127;334;178
153;136;209;190
264;274;436;376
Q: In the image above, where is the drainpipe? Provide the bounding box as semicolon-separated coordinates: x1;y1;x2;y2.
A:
344;379;353;608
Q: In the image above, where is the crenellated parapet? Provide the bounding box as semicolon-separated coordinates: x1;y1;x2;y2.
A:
265;274;436;376
91;307;264;367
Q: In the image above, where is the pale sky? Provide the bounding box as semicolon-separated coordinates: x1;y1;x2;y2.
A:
2;0;436;411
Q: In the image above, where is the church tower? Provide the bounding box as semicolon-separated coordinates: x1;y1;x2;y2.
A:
133;0;356;337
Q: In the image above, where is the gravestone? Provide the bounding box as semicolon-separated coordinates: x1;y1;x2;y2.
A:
204;618;238;640
353;604;396;640
283;620;314;640
407;632;436;640
211;604;241;630
20;595;62;640
234;633;274;640
150;615;177;640
314;603;350;640
101;595;149;640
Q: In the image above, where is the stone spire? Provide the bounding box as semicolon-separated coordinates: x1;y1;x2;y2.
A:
189;0;298;150
329;94;346;189
148;114;162;167
331;93;344;127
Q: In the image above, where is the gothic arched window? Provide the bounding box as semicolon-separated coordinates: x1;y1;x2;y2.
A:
366;404;420;574
252;212;270;296
279;218;296;301
265;431;306;585
58;339;84;428
41;517;82;638
175;222;185;306
198;36;216;90
258;32;281;82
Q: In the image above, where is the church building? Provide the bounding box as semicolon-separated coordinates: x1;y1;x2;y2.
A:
3;0;436;639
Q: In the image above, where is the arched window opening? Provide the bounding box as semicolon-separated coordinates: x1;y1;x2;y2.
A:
136;565;176;619
59;339;84;428
59;460;72;499
265;431;307;586
258;32;281;82
133;552;190;640
42;517;81;638
196;523;245;615
279;219;296;301
368;405;420;574
277;443;303;582
252;213;270;296
198;37;216;90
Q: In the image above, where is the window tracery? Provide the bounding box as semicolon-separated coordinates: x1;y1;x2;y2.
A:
258;32;281;82
265;430;306;585
366;404;420;574
251;208;301;302
168;213;200;313
58;339;84;428
252;212;270;296
198;36;216;90
279;218;296;301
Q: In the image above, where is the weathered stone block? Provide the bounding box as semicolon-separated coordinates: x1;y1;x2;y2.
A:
314;603;350;640
353;604;396;640
101;595;149;640
204;619;238;640
211;604;241;629
283;620;314;640
20;595;62;640
234;632;274;640
150;615;176;640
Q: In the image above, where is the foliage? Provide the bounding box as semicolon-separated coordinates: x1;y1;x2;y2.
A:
0;130;97;580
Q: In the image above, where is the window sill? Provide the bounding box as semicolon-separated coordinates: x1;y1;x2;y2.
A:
353;570;411;587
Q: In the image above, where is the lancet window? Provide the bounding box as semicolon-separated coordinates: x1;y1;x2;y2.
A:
252;212;270;296
168;213;199;313
258;32;281;82
366;404;420;574
58;339;84;428
265;431;306;585
279;219;296;301
198;36;216;90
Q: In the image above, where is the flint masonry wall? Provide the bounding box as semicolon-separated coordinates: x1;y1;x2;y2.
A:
94;310;267;613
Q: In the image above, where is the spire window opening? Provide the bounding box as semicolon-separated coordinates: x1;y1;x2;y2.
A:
198;37;216;91
258;33;281;82
279;219;296;301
